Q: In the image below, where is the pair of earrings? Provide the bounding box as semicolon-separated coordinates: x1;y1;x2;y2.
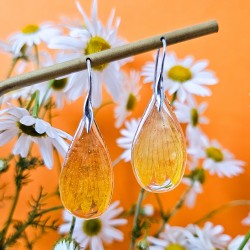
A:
59;38;186;219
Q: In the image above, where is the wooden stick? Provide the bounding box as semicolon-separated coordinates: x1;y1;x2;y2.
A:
0;20;218;97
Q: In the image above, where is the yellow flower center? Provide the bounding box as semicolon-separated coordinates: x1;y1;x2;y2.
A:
17;122;46;137
206;147;224;162
84;36;111;71
51;78;68;91
22;24;40;34
168;65;192;82
191;108;199;126
126;93;137;111
82;218;102;236
165;243;186;250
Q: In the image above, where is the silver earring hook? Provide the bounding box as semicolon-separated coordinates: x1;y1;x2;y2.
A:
83;58;94;133
154;37;167;111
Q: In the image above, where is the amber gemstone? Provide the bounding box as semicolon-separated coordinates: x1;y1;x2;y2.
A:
132;97;186;192
59;120;113;218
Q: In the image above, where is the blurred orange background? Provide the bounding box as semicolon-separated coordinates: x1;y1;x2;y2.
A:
0;0;250;249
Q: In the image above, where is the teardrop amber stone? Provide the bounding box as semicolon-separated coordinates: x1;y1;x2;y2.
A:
131;97;186;193
59;119;113;218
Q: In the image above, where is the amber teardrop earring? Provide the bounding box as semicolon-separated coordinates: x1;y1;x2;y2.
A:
59;58;114;218
131;38;186;193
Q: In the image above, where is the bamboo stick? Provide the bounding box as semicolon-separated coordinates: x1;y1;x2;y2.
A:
0;20;218;97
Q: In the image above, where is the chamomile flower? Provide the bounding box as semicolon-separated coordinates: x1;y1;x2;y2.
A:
142;52;218;102
189;138;245;178
148;224;188;250
9;22;61;57
228;235;250;250
49;0;127;107
114;70;141;128
186;222;231;250
59;201;127;250
116;118;140;162
0;106;72;169
174;97;208;148
54;239;81;250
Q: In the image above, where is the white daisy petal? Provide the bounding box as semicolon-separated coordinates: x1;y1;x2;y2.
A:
13;134;31;157
0;128;18;146
35;119;48;134
37;138;53;169
19;115;36;126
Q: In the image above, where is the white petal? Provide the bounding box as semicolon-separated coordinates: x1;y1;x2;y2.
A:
49;36;84;50
0;121;16;131
90;237;104;250
0;128;18;146
52;136;70;157
35;119;48;134
91;72;102;108
20;115;36;126
191;60;209;73
37;138;53;169
12;134;31;157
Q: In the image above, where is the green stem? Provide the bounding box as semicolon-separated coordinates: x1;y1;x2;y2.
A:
68;217;76;240
4;205;63;247
154;194;165;218
33;44;39;69
6;58;18;78
39;80;53;109
239;230;250;250
170;91;177;105
26;91;38;111
130;188;145;250
32;91;40;117
194;200;250;224
155;184;193;237
0;166;22;245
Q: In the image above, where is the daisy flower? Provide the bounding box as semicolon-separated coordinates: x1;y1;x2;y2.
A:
59;201;127;250
8;22;61;57
182;177;203;208
185;222;231;250
174;97;208;148
189;137;245;178
227;235;250;250
114;70;141;128
54;239;81;250
116;118;140;162
242;212;250;226
49;0;127;107
0;106;72;169
148;224;188;250
142;52;218;102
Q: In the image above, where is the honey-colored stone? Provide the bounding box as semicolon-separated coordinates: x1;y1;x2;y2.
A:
132;97;186;193
59;120;113;218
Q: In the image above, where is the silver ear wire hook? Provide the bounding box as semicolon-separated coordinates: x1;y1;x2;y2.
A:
83;58;94;133
154;37;167;111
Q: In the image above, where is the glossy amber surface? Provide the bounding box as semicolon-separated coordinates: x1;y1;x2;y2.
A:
60;120;113;218
132;98;186;192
